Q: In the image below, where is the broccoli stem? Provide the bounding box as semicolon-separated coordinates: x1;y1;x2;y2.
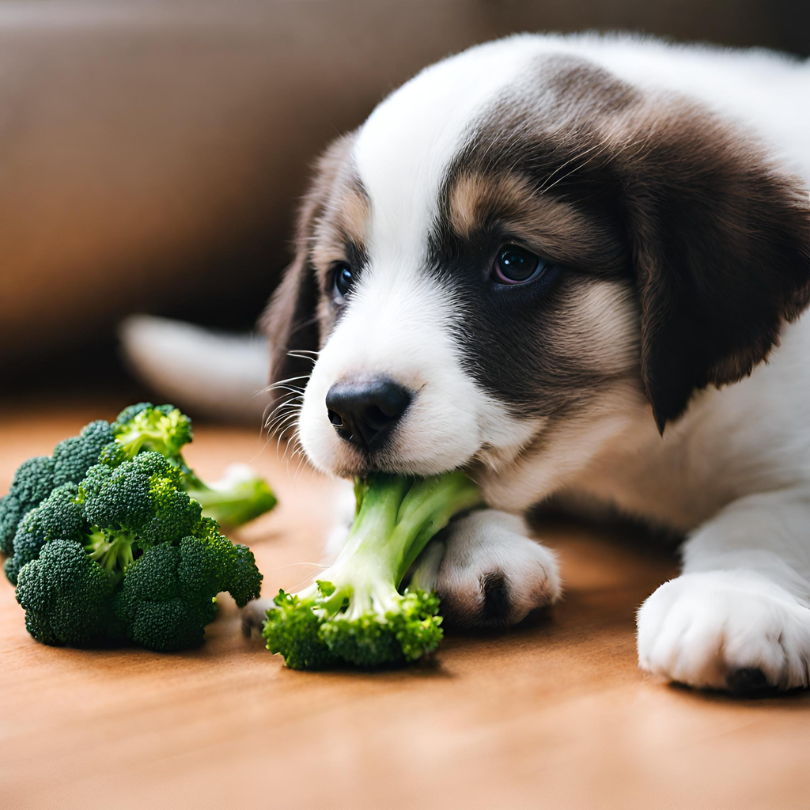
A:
316;472;481;619
84;527;136;581
180;464;278;528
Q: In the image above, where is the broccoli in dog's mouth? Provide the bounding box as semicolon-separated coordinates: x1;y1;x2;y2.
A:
263;471;482;669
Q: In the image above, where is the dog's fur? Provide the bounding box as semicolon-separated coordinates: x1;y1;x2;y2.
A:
132;33;810;692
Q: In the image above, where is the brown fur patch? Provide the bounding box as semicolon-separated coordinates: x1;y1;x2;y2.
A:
448;170;625;272
440;54;810;429
260;133;358;399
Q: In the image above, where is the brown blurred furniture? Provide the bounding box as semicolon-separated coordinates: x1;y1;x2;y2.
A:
0;0;807;378
2;400;810;810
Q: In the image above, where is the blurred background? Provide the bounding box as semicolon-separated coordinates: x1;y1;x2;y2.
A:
0;0;807;405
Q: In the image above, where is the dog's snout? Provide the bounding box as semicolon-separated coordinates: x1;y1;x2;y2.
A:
325;377;412;450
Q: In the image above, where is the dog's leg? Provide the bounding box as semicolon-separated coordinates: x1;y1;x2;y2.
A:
427;509;561;628
637;487;810;693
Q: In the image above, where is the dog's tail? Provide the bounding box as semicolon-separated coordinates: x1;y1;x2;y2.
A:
119;315;270;423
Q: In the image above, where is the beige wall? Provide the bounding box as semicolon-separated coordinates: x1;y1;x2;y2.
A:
0;0;806;372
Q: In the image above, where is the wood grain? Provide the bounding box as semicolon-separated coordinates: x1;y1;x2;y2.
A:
1;401;808;810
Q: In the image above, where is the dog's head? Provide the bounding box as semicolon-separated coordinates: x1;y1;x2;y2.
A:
263;40;810;503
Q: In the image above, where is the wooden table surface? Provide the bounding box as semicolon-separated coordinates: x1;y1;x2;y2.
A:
1;400;809;810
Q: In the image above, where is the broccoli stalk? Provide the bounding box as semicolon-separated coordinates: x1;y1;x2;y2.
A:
182;465;277;528
83;527;137;581
263;471;482;670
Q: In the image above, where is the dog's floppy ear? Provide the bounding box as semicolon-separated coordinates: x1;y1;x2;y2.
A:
621;107;810;432
261;135;354;397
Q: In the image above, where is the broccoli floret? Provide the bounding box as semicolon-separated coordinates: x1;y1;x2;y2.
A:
263;591;340;671
79;452;202;548
52;420;116;488
1;404;276;579
108;402;193;463
263;471;481;670
0;424;114;559
229;544;264;608
114;541;218;651
183;464;278;528
16;539;118;646
0;457;55;555
12;451;264;651
104;403;276;528
114;521;263;651
5;484;85;585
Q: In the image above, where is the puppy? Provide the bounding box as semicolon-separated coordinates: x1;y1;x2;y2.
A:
137;34;810;692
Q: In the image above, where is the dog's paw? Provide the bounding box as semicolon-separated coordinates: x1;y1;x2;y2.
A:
241;597;275;638
436;510;561;629
637;571;810;693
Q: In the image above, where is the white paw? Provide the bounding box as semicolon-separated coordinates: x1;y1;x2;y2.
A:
435;510;561;628
241;597;275;637
637;571;810;692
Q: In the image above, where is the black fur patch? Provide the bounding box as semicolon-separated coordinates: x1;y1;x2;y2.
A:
480;571;512;623
427;54;810;430
726;667;776;697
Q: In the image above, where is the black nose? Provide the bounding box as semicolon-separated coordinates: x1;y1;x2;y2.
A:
326;377;412;450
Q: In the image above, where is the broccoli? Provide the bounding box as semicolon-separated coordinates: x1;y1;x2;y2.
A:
182;464;277;528
12;452;263;650
16;540;121;647
263;471;481;670
1;403;276;578
102;403;276;529
0;457;56;555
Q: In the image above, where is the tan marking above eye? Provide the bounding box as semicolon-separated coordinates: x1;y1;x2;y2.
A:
311;187;369;274
447;170;623;270
449;172;538;239
337;189;370;246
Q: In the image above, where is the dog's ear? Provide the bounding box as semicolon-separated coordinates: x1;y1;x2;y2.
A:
261;135;354;398
621;107;810;432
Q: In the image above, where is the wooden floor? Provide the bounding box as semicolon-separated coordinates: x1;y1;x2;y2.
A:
1;400;809;810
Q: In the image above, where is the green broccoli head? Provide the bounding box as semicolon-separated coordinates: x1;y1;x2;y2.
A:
264;584;443;670
182;517;263;608
115;536;233;651
13;453;263;651
0;457;55;555
263;471;481;670
16;539;118;646
79;452;202;548
263;591;340;671
5;483;85;585
113;517;263;652
52;420;116;488
108;403;193;463
2;404;275;583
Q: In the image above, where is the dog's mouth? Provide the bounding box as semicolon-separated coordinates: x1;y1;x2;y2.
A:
319;432;536;482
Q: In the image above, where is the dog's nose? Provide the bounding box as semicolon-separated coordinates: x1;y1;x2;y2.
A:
326;377;412;450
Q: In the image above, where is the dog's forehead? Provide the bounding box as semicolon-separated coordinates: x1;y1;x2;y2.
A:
352;38;545;264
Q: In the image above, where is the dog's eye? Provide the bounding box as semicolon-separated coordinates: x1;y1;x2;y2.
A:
331;262;354;303
493;245;545;284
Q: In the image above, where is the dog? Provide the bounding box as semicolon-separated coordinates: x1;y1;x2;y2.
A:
126;33;810;692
